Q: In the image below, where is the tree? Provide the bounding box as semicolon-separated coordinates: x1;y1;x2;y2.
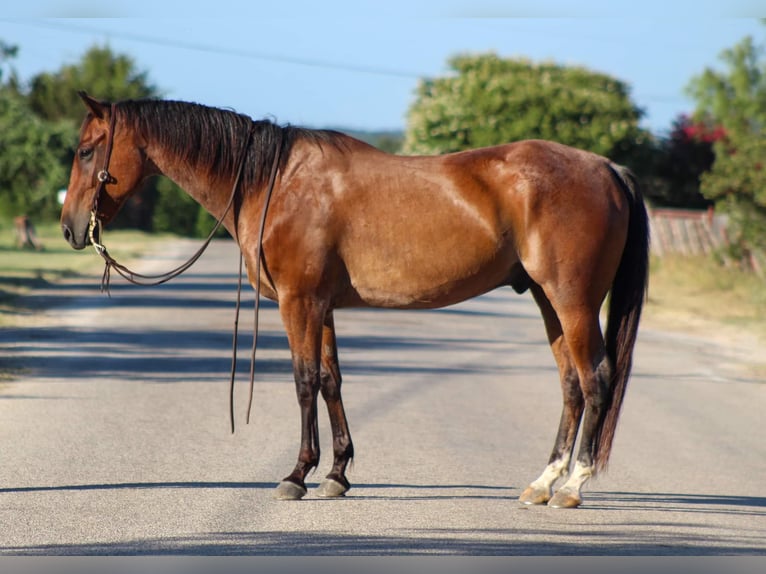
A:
403;52;648;167
687;34;766;253
26;44;164;229
27;44;159;123
647;114;718;209
0;40;18;87
0;44;76;221
0;91;76;220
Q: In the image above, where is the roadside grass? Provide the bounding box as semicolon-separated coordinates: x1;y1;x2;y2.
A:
643;254;766;377
645;254;766;336
0;220;167;325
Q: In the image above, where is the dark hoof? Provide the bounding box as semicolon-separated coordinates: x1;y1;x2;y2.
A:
316;478;349;498
274;480;307;501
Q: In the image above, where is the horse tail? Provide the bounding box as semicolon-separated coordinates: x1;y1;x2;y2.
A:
596;163;650;471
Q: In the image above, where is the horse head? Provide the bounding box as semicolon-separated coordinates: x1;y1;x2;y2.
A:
60;92;149;250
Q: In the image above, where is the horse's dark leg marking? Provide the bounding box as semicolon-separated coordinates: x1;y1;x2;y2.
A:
316;312;354;497
275;295;325;500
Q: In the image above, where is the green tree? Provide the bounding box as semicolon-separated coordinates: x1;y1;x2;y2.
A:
0;43;76;221
0;40;19;87
404;52;648;166
27;44;159;123
26;43;166;230
647;114;717;209
0;90;76;220
687;34;766;254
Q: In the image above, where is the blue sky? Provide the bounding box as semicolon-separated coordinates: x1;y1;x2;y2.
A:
0;3;763;135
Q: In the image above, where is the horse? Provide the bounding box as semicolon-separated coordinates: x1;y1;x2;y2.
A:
61;92;649;509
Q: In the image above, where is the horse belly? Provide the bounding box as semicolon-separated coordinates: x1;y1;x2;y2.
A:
342;231;517;309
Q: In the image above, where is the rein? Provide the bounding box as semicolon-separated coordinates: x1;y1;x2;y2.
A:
88;104;282;433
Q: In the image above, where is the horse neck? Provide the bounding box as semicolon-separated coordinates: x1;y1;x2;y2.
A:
145;144;240;224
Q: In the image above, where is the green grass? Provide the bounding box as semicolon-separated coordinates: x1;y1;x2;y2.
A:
645;254;766;338
0;220;168;325
644;255;766;378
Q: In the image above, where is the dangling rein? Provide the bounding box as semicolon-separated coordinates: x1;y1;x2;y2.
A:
88;104;281;433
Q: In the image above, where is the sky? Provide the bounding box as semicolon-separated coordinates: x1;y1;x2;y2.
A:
0;2;764;136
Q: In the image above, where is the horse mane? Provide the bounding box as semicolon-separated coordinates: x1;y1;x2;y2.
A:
116;98;347;190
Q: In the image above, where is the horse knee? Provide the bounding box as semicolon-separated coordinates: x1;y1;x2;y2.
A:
293;363;320;404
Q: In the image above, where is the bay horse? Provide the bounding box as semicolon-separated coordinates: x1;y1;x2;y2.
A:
61;93;649;508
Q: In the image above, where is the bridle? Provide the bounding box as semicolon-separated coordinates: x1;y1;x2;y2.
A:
88;103;260;290
87;103;282;433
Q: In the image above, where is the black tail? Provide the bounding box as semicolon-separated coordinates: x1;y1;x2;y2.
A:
595;163;650;471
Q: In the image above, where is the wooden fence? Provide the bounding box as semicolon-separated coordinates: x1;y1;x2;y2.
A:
648;207;726;257
649;206;764;278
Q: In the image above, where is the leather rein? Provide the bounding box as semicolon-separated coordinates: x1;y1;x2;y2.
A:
88;103;282;433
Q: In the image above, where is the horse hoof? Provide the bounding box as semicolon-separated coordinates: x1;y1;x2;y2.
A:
316;478;349;498
274;480;307;501
548;489;582;509
519;485;551;505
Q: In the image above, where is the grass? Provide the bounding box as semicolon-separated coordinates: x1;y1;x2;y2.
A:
644;254;766;337
0;220;167;325
642;254;766;378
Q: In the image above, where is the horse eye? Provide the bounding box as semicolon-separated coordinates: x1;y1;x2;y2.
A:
79;147;93;160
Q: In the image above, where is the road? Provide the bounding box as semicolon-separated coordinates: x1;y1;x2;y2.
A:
0;239;764;556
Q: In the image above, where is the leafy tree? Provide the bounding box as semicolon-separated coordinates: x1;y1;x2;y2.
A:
26;44;165;230
27;44;159;123
404;52;648;167
647;114;718;209
0;44;76;221
0;91;76;220
0;40;19;87
687;34;766;253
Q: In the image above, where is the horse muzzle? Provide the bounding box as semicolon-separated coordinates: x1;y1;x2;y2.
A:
61;213;96;250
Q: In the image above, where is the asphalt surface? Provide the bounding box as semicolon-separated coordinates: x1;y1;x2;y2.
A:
0;239;764;556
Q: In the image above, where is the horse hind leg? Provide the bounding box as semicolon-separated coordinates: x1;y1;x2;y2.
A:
519;284;584;506
546;304;611;509
315;312;355;498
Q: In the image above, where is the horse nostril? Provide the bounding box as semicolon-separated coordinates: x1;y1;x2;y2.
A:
62;224;73;244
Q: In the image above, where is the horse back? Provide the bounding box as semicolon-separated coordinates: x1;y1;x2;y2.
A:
265;138;629;309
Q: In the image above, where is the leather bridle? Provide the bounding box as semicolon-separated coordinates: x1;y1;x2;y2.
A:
86;102;282;433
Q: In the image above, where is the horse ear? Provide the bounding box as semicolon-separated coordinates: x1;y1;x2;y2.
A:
78;90;109;120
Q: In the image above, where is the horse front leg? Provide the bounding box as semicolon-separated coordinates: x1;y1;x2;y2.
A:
274;295;325;501
316;312;354;498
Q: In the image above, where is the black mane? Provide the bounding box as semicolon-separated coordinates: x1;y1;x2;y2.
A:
117;98;346;190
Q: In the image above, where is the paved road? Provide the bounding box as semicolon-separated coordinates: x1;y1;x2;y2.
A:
0;239;764;555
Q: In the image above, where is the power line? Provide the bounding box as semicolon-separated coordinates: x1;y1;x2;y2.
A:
2;19;690;106
6;19;425;80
